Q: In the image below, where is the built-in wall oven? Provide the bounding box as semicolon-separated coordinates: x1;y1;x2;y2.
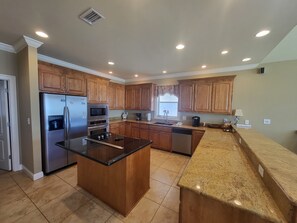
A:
87;103;109;136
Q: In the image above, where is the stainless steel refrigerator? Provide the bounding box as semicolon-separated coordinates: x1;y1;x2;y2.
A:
40;93;87;174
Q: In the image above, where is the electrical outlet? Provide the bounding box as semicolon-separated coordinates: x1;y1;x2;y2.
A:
182;116;187;121
27;118;31;125
258;164;264;177
263;119;271;125
244;120;250;125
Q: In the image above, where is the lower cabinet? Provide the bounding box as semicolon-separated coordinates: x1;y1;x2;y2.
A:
109;122;125;135
149;125;172;152
192;130;205;154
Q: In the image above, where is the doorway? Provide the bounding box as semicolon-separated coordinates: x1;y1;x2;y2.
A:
0;74;20;171
0;80;11;170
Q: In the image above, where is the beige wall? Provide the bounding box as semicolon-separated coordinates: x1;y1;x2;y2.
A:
0;50;17;75
17;46;42;174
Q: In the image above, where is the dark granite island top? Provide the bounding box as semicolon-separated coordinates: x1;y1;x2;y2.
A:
56;133;151;216
56;133;152;166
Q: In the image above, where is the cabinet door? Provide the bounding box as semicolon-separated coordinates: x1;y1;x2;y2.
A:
116;84;125;109
134;86;141;110
191;130;204;154
87;77;99;103
211;80;233;114
110;123;120;134
141;85;152;111
131;125;140;138
194;82;212;112
119;123;125;135
139;129;149;140
125;87;134;110
159;132;172;151
38;64;65;93
150;131;159;148
125;122;132;137
108;83;116;110
65;72;86;96
98;79;109;103
179;82;194;112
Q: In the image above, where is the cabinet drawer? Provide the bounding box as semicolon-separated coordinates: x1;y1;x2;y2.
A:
150;125;172;132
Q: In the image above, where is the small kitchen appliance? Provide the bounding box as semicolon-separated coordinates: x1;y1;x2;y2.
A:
192;116;200;127
121;112;128;120
147;113;151;121
135;113;142;121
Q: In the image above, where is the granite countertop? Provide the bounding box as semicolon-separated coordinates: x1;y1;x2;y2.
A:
56;134;151;166
234;127;297;205
178;128;287;223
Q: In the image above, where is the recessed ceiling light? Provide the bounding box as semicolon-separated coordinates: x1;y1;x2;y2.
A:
108;61;115;65
256;30;270;38
242;58;251;62
35;31;48;38
221;50;229;55
109;71;113;74
134;74;139;77
176;44;185;50
201;65;207;69
162;70;167;74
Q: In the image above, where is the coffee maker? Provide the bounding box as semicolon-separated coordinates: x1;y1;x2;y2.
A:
135;113;142;121
192;116;200;127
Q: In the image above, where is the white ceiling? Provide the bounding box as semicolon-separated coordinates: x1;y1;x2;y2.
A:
0;0;297;81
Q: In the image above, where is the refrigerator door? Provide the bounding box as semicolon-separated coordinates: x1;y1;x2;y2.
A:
40;93;67;174
65;95;87;164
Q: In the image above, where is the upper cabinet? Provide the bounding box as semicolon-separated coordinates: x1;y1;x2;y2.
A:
178;76;235;114
125;83;155;111
108;82;125;110
86;76;109;104
38;61;87;96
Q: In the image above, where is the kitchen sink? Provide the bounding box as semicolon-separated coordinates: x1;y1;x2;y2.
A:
153;122;174;126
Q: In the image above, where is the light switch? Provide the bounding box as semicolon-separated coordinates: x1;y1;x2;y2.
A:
27;118;31;125
244;120;250;125
263;119;271;125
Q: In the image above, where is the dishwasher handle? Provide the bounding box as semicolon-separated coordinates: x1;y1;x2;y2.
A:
172;128;192;135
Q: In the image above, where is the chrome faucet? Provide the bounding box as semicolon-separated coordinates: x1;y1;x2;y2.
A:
163;110;169;123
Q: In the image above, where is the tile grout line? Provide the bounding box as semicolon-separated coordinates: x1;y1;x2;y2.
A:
10;173;50;223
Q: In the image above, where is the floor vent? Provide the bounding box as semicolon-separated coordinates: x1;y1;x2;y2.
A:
79;8;105;25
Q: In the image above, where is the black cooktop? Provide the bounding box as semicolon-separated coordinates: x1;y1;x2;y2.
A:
56;133;151;166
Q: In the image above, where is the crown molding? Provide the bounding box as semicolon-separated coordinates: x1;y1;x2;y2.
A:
125;63;259;83
13;35;43;53
0;42;16;53
38;54;126;83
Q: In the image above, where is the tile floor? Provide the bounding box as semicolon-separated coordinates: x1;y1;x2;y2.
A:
0;149;190;223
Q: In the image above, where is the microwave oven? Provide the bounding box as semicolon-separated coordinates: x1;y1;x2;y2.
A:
87;103;109;122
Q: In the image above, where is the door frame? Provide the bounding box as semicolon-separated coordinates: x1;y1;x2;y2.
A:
0;74;21;171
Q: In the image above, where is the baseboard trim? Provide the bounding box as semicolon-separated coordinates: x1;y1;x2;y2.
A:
22;165;44;181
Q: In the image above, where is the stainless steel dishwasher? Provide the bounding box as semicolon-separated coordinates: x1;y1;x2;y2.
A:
172;128;192;155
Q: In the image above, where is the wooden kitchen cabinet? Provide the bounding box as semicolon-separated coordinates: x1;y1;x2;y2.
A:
87;76;109;103
211;78;234;114
191;130;205;154
125;122;132;137
149;125;172;151
139;124;150;140
65;71;86;96
125;84;155;111
38;62;66;93
108;83;125;110
131;123;140;138
109;122;120;134
178;76;235;114
179;81;194;112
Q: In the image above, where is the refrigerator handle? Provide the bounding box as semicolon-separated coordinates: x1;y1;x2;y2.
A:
63;106;68;140
67;106;71;138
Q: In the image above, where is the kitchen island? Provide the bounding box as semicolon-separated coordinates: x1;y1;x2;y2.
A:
56;133;151;216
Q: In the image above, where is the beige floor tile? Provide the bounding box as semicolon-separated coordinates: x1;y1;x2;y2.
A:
151;206;179;223
0;174;17;191
27;178;73;207
62;200;112;223
14;209;48;223
0;185;26;206
106;215;124;223
92;196;116;214
160;159;185;173
39;188;89;222
161;187;180;213
115;197;159;223
0;196;37;223
12;171;62;194
145;179;170;204
151;167;177;186
150;164;158;175
56;165;77;187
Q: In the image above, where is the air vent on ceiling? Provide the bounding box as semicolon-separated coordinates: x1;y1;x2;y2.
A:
79;8;105;25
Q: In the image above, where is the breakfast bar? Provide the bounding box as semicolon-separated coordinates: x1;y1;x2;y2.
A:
56;134;152;216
